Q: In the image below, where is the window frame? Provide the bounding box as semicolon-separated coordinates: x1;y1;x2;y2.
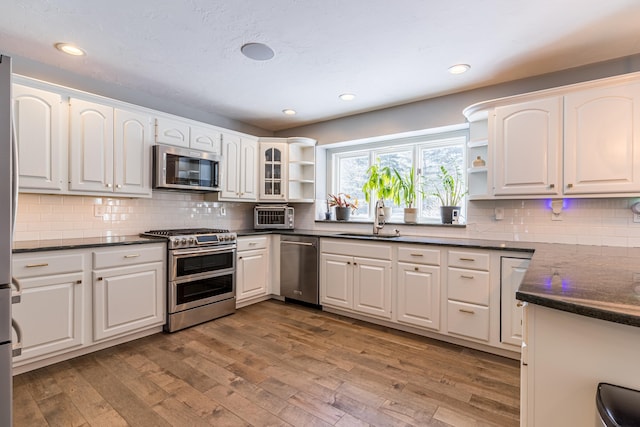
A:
328;128;468;223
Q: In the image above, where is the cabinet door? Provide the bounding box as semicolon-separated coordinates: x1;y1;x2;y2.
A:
320;253;352;309
69;98;114;192
236;249;268;302
494;97;562;196
155;116;189;147
12;272;84;362
93;262;164;341
190;125;221;153
240;138;258;200
397;262;440;330
501;257;530;347
13;84;64;191
353;257;392;319
259;142;287;201
564;82;640;194
220;133;241;198
114;108;152;196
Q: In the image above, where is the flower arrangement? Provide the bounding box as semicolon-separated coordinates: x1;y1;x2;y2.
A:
327;193;359;213
429;165;465;207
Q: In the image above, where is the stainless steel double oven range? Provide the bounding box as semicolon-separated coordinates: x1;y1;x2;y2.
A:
142;228;237;332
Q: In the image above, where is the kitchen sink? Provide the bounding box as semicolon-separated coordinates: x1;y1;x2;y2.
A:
337;232;400;239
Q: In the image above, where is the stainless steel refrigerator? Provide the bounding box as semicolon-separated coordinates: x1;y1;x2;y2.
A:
0;54;19;427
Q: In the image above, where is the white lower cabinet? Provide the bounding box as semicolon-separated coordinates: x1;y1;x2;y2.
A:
12;252;85;364
93;260;164;341
501;257;530;347
11;243;166;372
320;239;392;320
236;236;270;306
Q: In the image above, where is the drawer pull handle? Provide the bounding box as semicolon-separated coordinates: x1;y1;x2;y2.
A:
124;254;140;258
96;277;103;281
410;253;424;257
414;267;419;271
75;280;82;285
459;309;475;314
249;242;257;246
26;263;49;268
459;258;475;262
460;274;474;279
516;301;524;307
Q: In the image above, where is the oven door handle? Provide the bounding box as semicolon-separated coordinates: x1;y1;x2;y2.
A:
172;246;236;256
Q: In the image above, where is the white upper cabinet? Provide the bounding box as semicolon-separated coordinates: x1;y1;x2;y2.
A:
69;98;115;193
114;109;152;196
70;98;152;197
564;82;640;194
155;116;190;148
13;84;64;192
465;72;640;199
259;141;287;201
494;97;562;196
219;133;258;201
190;125;221;154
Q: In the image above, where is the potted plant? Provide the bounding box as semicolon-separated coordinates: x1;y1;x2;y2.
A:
429;165;466;224
327;193;359;221
362;163;394;218
391;166;420;223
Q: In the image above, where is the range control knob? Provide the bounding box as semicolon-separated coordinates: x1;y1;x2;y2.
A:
181;238;187;245
188;237;195;245
230;235;236;241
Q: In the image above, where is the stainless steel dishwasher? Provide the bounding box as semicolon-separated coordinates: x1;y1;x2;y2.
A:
280;235;319;305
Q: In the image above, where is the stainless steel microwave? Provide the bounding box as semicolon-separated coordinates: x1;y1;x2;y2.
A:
254;205;294;229
153;145;222;192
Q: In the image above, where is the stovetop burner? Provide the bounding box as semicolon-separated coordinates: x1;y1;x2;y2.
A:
141;228;236;249
144;228;230;237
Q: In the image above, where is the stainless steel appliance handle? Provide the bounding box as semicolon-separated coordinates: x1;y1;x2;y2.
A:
11;110;19;241
11;319;22;357
281;241;315;247
171;245;236;256
11;277;21;304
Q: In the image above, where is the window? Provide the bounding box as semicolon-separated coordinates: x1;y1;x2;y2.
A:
329;130;466;223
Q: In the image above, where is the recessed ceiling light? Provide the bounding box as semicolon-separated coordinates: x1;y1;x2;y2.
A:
282;109;296;116
241;43;275;61
55;42;86;56
339;93;356;101
448;64;470;74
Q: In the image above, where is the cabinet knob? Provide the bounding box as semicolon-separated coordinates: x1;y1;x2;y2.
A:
414;267;419;271
549;184;555;189
106;183;112;188
96;277;103;281
116;184;122;189
567;183;574;189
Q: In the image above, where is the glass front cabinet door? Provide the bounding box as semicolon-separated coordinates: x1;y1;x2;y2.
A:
260;143;287;200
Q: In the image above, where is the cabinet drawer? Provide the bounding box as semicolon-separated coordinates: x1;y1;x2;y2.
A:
447;268;490;305
93;244;164;269
447;300;489;341
448;250;490;271
321;239;392;260
237;236;268;251
13;253;84;278
397;246;440;265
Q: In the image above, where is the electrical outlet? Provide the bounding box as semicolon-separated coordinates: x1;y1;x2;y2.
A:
494;207;504;221
634;213;640;223
220;207;226;216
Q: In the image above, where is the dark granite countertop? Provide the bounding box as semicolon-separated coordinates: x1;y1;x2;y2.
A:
14;229;640;327
13;235;164;253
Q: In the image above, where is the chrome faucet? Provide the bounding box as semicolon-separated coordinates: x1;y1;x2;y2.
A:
373;199;385;235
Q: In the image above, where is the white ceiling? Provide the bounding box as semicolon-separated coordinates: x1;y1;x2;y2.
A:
2;0;640;131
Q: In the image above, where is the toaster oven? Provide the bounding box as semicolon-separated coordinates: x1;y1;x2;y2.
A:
254;205;294;229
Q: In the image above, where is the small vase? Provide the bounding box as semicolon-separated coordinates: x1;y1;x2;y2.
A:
335;207;351;221
440;206;461;224
403;208;417;223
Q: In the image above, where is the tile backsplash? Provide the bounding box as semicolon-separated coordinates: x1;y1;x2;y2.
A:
15;192;640;247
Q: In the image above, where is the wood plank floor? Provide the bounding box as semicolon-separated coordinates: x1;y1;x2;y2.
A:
13;300;520;426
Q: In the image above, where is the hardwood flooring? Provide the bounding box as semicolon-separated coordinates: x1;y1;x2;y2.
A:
13;300;520;426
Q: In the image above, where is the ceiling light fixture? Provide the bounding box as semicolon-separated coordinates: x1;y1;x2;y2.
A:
448;64;470;75
55;42;86;56
339;93;356;101
241;43;275;61
282;109;296;116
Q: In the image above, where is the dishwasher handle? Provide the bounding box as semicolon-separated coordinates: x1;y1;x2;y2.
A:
281;241;315;247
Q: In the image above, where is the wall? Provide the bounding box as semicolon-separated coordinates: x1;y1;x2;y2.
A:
14;192;255;241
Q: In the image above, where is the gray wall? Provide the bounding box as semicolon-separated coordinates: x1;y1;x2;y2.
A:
275;54;640;145
11;54;272;137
